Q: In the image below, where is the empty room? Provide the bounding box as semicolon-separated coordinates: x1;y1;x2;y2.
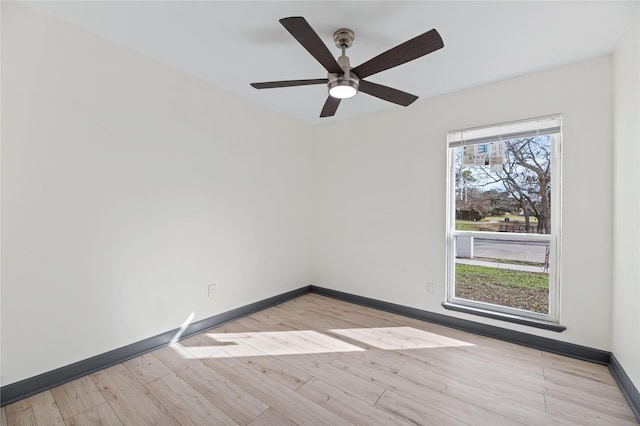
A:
1;1;639;424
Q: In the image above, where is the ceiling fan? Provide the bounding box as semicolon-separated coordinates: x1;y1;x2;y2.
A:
250;17;444;118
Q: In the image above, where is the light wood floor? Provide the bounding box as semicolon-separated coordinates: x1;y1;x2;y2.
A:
2;293;637;425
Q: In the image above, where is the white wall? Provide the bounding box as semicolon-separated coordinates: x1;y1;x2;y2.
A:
612;11;640;391
1;4;312;385
2;1;636;391
312;56;614;350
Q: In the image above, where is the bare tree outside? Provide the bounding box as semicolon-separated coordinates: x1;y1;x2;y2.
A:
455;136;552;234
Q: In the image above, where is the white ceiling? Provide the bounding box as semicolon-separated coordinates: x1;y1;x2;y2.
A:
27;1;639;124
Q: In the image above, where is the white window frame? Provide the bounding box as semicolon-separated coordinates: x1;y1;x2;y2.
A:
445;115;562;323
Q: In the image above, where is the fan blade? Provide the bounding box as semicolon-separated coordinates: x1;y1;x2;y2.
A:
280;17;342;74
358;80;418;106
351;29;443;79
320;96;341;117
251;79;328;89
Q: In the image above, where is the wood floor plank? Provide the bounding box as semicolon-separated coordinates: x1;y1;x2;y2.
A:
542;361;617;386
412;337;546;382
203;318;358;364
397;361;564;424
398;345;548;395
207;320;250;333
1;407;7;426
252;306;313;330
396;349;547;410
388;313;437;331
297;377;413;426
5;392;65;426
282;308;367;331
246;306;295;326
543;367;628;401
454;344;546;378
543;360;615;386
145;373;239;426
25;392;64;426
331;348;406;374
280;352;386;405
246;408;296;426
428;322;545;358
50;375;106;419
223;330;298;356
182;331;282;360
4;398;37;426
543;379;637;423
64;403;122;426
152;344;193;373
329;325;473;351
174;359;268;425
375;389;470;426
276;297;314;315
301;293;394;320
233;315;295;332
247;309;288;327
274;309;377;364
545;394;638;425
179;334;233;358
264;329;352;364
541;351;612;376
205;355;355;425
299;294;419;329
90;364;176;425
236;355;312;390
259;327;365;357
330;350;524;425
308;305;409;329
247;309;294;330
123;352;172;384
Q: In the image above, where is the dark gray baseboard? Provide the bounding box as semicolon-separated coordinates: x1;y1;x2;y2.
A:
0;285;310;407
310;286;610;364
609;354;640;421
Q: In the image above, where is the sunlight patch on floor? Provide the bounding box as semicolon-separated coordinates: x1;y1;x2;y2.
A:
170;326;474;359
171;329;365;359
330;327;474;350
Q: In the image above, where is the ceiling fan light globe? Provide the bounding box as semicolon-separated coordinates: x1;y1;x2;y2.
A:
329;84;357;99
328;76;359;99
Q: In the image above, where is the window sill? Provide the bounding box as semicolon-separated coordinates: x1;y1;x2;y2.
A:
442;302;566;332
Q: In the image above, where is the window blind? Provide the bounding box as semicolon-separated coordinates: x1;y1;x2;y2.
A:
448;114;562;147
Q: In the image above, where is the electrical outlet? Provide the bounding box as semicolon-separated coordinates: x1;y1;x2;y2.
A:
425;281;434;294
208;284;216;297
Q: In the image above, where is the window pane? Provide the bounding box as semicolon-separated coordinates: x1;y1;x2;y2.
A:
454;136;552;234
447;117;560;321
454;235;550;314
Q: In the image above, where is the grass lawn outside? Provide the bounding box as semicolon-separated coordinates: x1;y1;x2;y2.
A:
455;263;549;314
483;215;538;223
455;215;538;232
473;257;545;267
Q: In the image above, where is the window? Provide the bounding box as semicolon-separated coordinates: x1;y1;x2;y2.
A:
445;115;562;326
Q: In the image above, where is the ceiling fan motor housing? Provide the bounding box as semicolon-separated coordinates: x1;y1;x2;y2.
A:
333;28;354;49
